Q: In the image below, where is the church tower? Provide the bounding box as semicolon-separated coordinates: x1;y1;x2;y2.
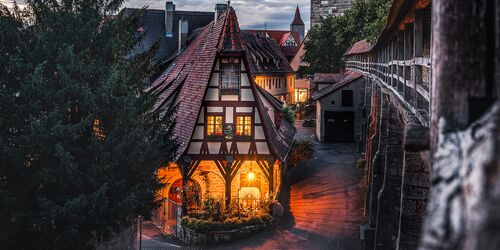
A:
290;5;305;44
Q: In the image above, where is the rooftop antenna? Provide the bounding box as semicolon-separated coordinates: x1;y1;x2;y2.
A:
265;22;267;30
227;1;231;7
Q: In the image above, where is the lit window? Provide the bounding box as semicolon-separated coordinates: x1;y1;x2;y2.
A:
236;116;252;136
93;119;106;140
207;115;223;136
220;61;240;94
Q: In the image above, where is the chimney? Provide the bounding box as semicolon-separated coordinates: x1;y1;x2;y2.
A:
165;1;175;38
214;3;228;23
178;18;189;52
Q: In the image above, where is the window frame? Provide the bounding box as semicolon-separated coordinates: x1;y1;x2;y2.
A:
206;114;224;137
341;89;354;107
219;60;241;95
235;115;252;137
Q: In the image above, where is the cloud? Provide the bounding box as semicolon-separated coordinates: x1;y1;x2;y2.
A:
123;0;310;31
0;0;310;31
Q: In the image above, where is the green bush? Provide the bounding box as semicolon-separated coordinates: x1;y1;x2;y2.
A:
281;106;296;123
357;159;367;169
288;139;315;167
181;212;272;233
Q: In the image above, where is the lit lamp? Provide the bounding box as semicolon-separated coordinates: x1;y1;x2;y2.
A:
247;171;255;181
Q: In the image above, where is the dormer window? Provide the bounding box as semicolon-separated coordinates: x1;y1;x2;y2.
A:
220;59;241;95
284;36;296;47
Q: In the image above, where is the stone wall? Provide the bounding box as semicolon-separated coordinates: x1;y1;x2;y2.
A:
363;80;431;250
311;0;355;27
177;223;269;245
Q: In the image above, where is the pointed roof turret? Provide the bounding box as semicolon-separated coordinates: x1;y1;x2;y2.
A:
218;7;245;52
291;5;304;26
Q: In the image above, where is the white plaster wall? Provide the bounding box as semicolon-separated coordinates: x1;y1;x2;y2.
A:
221;95;239;101
255;126;266;139
192;126;204;139
208;142;222;154
207;107;223;113
226;107;234;123
241;89;255;101
241;73;250;86
205;89;219;101
256;142;270;154
188;142;202;154
237;142;250;154
210;73;219;86
236;107;253;113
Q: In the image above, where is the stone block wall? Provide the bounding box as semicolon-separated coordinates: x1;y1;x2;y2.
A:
311;0;355;27
363;81;431;250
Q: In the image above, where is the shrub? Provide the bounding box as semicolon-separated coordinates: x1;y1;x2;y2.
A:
281;106;296;123
357;158;367;169
181;213;272;233
287;139;315;167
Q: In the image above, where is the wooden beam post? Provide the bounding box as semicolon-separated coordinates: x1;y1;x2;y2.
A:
414;10;424;109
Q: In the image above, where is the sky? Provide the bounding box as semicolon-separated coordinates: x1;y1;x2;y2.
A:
0;0;311;31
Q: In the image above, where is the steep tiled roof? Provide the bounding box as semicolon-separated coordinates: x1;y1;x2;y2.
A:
312;71;363;100
124;8;213;64
313;72;349;83
148;8;295;161
245;30;300;47
242;31;294;75
291;6;305;26
218;8;245;52
344;39;372;56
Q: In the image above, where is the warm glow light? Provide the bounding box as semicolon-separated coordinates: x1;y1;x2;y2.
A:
247;172;255;181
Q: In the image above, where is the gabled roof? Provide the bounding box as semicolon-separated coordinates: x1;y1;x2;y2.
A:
242;31;294;75
312;71;363;100
147;8;295;161
344;39;373;56
245;30;300;47
313;72;349;84
291;6;305;26
124;8;213;63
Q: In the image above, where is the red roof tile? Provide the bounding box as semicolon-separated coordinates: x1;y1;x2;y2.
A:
245;30;300;47
148;8;295;161
291;6;304;26
312;71;363;100
313;72;349;83
344;39;372;56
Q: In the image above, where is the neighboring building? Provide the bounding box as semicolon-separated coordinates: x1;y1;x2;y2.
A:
311;0;354;27
243;31;296;104
290;5;306;44
312;71;364;143
290;41;311;103
313;72;349;92
125;2;214;68
245;5;305;61
147;5;295;219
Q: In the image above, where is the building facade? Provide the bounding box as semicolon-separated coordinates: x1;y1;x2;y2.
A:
147;6;295;219
311;0;354;27
290;41;311;103
312;72;364;145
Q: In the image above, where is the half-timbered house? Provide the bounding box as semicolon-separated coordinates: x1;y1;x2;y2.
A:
147;5;296;215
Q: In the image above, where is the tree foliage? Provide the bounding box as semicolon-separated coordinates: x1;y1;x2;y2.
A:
287;139;315;167
0;1;177;249
299;0;391;75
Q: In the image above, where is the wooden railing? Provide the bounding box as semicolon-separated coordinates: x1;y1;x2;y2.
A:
345;7;432;127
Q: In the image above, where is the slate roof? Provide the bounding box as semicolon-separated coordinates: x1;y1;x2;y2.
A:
124;8;213;64
242;31;294;75
147;8;296;162
312;71;363;100
291;6;305;26
344;39;372;56
313;72;350;84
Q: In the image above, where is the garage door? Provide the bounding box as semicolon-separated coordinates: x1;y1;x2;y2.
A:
324;111;355;143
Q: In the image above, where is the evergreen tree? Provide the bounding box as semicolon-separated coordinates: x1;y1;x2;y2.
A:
299;0;391;75
0;1;177;249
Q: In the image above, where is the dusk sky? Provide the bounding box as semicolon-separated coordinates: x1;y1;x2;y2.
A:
0;0;311;31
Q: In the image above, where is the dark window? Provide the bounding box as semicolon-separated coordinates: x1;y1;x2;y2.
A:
220;62;240;94
342;90;354;107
